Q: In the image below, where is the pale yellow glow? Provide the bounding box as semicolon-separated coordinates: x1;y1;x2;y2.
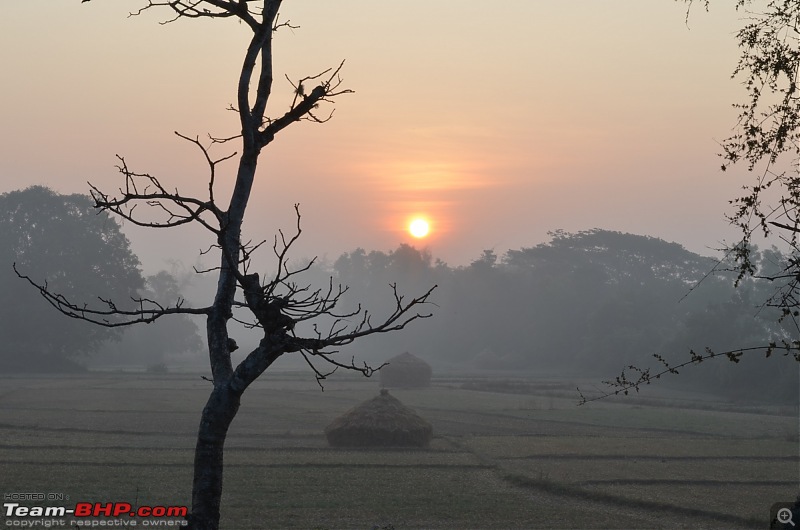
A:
409;218;430;238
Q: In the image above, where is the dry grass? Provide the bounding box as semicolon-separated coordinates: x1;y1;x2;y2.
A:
0;372;796;529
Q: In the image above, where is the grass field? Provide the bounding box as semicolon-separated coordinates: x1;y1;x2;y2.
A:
0;372;797;528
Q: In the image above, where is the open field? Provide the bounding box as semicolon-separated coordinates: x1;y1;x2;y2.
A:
0;372;797;528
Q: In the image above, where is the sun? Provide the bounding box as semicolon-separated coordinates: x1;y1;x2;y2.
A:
408;218;430;238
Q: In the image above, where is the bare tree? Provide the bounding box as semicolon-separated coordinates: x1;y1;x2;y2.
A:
16;2;434;529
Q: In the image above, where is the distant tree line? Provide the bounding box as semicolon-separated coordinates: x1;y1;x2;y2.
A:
2;186;794;402
0;187;201;373
333;230;797;403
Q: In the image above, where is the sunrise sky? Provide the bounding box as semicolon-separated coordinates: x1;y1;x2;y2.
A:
0;1;754;271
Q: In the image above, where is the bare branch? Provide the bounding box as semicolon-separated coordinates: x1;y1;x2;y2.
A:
299;351;389;390
299;351;338;390
88;155;223;234
209;131;242;145
230;265;436;390
130;0;258;28
272;13;298;32
15;263;210;328
173;131;237;205
286;283;437;352
258;61;354;147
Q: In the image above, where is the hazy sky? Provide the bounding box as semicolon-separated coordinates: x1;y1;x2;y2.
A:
0;1;754;271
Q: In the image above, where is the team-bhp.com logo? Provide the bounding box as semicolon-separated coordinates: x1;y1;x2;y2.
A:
4;502;188;527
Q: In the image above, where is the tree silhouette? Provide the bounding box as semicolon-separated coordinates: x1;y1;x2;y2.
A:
0;186;143;371
581;1;800;403
16;2;434;529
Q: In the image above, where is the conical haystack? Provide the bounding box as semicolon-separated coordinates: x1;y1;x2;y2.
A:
379;351;432;388
325;389;433;447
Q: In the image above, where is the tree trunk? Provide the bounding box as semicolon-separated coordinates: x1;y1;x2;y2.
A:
186;384;241;530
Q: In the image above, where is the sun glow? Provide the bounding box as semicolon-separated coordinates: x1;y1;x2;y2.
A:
408;218;430;238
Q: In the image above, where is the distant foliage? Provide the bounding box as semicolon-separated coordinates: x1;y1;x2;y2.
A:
333;230;797;403
0;186;143;372
101;270;203;368
686;0;800;332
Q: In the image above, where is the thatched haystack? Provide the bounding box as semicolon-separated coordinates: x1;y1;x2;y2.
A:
379;351;432;388
325;389;433;447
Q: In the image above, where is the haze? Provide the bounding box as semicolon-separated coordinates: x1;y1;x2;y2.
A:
0;1;748;271
2;3;799;527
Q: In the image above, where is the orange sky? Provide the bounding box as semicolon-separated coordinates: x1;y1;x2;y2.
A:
0;1;752;271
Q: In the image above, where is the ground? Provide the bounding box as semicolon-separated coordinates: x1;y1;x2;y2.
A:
0;371;796;528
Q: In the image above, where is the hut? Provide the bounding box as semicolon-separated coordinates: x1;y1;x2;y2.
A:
324;389;433;447
379;351;432;388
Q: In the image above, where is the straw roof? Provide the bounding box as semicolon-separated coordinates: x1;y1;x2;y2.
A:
379;352;432;388
324;389;433;447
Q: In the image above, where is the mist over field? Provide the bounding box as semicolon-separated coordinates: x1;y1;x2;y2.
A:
1;180;798;530
2;190;797;530
76;228;796;405
3;197;795;401
1;1;799;528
